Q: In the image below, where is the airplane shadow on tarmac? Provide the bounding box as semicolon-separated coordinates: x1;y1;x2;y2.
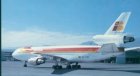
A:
52;68;77;74
52;67;140;75
29;66;140;75
80;68;140;74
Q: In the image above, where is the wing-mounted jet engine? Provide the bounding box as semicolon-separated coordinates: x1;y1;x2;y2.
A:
28;56;46;65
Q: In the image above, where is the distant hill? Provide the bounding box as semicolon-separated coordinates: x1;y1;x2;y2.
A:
2;45;51;52
2;48;16;52
81;41;96;45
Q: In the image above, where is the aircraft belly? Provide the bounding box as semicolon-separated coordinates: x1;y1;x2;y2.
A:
47;52;124;62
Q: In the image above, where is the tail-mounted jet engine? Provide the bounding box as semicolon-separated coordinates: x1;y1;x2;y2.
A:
93;34;135;45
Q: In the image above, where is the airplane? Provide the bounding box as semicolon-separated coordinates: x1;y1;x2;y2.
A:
12;12;138;70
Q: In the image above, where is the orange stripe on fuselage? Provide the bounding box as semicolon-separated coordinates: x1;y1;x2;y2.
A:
22;47;100;53
42;48;99;53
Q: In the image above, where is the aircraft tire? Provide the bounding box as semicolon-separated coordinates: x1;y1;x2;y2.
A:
24;64;27;67
66;65;71;69
77;65;81;69
53;65;62;69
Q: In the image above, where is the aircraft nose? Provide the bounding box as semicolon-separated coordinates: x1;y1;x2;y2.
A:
12;49;20;58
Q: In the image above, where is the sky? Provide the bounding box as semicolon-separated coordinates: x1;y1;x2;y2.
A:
2;0;140;48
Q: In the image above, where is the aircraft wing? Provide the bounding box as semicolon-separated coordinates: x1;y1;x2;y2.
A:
99;43;119;53
125;47;140;52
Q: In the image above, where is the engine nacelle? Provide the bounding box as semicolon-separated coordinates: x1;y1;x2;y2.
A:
93;34;134;46
28;57;46;65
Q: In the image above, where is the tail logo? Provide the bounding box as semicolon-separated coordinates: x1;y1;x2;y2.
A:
112;21;124;32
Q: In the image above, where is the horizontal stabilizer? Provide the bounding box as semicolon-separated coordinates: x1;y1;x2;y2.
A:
125;47;140;52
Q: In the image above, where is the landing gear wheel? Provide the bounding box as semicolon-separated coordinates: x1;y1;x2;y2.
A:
59;65;62;69
24;64;27;67
72;65;77;69
77;65;81;69
52;65;63;69
66;65;71;69
72;65;81;69
52;65;56;69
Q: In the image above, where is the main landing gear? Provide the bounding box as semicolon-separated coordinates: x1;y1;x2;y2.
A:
71;62;81;69
52;62;81;70
52;65;62;69
24;61;27;67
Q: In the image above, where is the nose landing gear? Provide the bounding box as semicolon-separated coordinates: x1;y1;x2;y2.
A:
24;61;27;67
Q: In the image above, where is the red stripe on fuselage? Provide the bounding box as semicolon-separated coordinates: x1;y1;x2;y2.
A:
42;47;99;53
24;47;100;53
23;47;100;53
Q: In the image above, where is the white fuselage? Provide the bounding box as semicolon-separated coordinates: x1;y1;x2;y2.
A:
12;45;122;63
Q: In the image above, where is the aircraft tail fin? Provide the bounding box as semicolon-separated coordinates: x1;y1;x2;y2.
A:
105;12;131;35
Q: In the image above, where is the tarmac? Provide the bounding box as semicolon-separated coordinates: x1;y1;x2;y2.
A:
2;61;140;76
